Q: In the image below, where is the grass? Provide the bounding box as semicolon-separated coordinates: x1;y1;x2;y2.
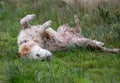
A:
0;0;120;83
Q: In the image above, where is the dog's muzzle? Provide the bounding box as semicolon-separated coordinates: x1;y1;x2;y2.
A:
28;45;52;60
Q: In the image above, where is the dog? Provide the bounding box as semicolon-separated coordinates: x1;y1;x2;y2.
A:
17;14;120;60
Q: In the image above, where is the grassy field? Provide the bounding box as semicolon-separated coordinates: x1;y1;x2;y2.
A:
0;0;120;83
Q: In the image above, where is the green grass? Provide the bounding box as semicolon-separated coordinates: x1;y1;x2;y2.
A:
0;0;120;83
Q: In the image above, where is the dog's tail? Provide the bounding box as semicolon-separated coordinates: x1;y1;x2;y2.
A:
20;14;36;29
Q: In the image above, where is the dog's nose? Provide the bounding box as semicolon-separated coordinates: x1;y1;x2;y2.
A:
46;55;52;60
36;54;40;57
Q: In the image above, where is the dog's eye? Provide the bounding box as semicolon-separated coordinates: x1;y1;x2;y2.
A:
24;40;28;43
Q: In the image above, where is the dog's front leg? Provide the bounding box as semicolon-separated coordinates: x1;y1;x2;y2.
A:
20;14;36;29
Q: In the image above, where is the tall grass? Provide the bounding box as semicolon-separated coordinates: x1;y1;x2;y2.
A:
0;0;120;83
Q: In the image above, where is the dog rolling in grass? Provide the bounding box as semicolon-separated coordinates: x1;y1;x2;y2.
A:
17;14;120;60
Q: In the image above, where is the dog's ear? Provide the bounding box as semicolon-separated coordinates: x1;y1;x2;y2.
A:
18;45;31;57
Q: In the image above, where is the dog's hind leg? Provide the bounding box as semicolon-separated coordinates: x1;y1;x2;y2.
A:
74;38;120;53
46;28;68;51
20;14;36;29
74;15;82;34
45;27;65;43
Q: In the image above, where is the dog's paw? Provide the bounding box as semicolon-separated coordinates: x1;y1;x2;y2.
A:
20;14;36;25
45;20;52;26
42;20;52;28
25;14;36;20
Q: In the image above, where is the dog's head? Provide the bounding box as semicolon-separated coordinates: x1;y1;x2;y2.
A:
18;41;52;60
